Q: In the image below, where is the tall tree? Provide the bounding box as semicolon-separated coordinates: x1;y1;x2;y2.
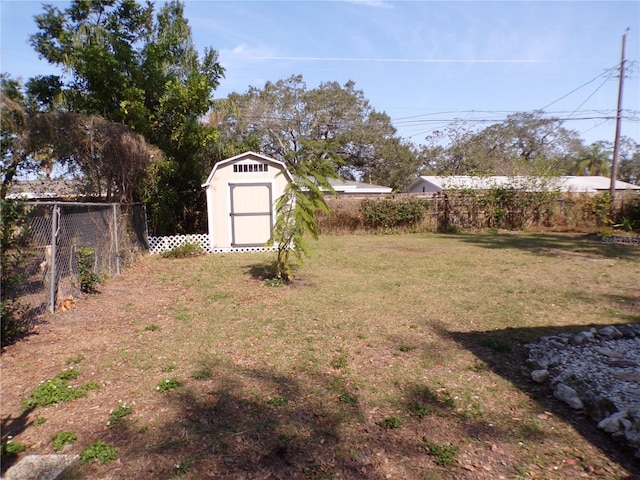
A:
1;75;29;200
217;75;419;187
29;0;225;233
617;137;640;185
570;141;611;176
216;75;421;279
421;112;583;176
1;74;163;203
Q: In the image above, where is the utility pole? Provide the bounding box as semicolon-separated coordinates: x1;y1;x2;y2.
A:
609;28;629;199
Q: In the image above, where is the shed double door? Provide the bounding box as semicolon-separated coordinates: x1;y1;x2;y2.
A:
229;183;273;247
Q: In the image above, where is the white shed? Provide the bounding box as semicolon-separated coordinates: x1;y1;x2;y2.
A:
202;151;292;252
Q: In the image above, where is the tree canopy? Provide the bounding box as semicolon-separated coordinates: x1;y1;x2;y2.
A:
420;112;585;176
1;74;163;203
1;76;30;200
615;137;640;185
216;75;420;190
28;0;226;233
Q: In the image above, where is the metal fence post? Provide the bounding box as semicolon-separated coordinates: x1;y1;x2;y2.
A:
113;204;120;275
49;204;60;313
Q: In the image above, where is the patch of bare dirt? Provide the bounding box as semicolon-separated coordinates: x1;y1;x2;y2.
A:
1;258;176;475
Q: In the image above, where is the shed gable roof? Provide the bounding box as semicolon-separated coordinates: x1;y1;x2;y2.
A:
202;151;292;188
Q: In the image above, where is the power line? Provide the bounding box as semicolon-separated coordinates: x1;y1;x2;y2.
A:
388;63;634;142
563;76;610;122
539;67;614;111
392;113;636;125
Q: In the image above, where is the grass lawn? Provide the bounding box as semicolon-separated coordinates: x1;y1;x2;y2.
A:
1;232;639;479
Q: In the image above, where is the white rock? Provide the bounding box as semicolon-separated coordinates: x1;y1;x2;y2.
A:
598;411;628;433
553;383;584;409
531;369;550;383
4;454;79;480
599;326;623;340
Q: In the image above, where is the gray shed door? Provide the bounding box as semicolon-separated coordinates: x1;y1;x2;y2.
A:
229;183;273;247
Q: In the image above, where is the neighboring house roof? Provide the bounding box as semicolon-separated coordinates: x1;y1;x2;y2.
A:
7;179;92;200
327;178;392;195
403;176;640;194
558;176;640;192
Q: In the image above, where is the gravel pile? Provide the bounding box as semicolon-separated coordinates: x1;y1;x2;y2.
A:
525;324;640;460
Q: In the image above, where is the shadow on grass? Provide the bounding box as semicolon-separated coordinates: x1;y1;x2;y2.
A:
0;408;34;474
65;364;434;479
432;322;640;476
245;261;278;281
452;232;640;261
244;262;305;286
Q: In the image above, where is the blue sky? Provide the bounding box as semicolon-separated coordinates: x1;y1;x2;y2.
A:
1;0;639;148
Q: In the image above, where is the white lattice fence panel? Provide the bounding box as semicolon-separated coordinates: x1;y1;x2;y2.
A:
211;246;278;254
148;234;281;254
148;234;211;254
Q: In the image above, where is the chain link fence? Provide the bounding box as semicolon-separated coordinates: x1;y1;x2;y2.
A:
16;202;148;315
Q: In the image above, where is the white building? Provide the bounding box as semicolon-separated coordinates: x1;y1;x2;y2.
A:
202;152;292;251
403;176;640;194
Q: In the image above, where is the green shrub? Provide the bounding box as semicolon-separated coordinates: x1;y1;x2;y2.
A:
53;431;77;451
613;217;635;232
584;192;613;227
621;196;640;229
80;441;118;465
77;246;101;293
1;199;32;346
108;401;133;427
361;197;427;230
21;378;87;410
421;437;459;466
156;378;183;392
378;416;403;429
1;439;26;456
161;242;205;258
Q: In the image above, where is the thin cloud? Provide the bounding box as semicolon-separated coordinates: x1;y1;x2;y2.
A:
341;0;392;9
236;56;547;64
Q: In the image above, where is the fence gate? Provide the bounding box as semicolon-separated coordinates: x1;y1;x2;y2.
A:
15;202;148;315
